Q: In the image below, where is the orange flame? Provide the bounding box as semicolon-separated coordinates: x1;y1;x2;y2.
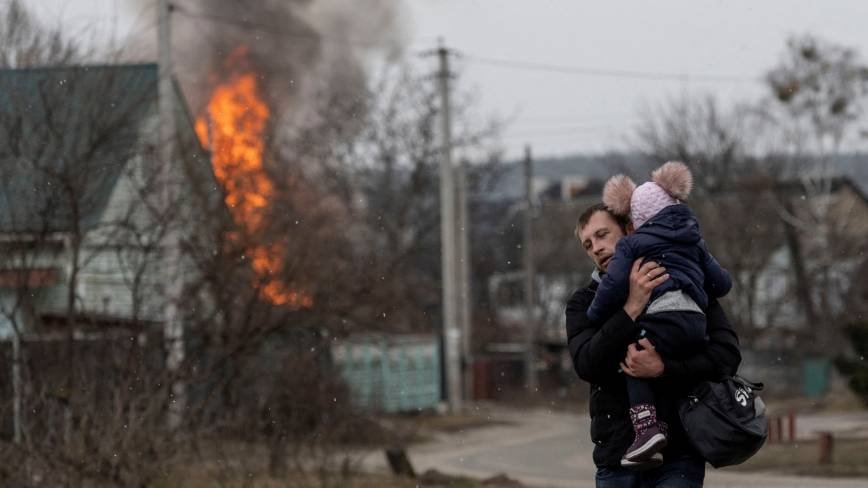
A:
195;47;312;308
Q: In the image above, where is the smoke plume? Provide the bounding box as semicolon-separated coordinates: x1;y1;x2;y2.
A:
123;0;406;115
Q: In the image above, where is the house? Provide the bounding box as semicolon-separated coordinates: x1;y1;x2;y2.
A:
483;171;605;390
745;177;868;340
0;63;218;338
735;176;868;396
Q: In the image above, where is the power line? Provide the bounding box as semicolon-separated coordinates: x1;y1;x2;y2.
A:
501;131;620;141
461;53;759;84
510;114;638;124
173;4;756;86
507;125;620;137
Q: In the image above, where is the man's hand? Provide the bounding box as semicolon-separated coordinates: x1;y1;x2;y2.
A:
621;338;664;378
623;258;669;320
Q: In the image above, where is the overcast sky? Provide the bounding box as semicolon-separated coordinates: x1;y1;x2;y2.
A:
34;0;868;159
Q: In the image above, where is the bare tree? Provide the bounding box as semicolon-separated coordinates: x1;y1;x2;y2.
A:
271;61;503;334
0;66;181;485
0;0;80;68
0;2;506;485
635;94;756;194
632;34;868;352
764;34;868;154
757;35;868;350
0;3;221;485
633;94;782;341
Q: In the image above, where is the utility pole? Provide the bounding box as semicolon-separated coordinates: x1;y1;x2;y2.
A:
437;41;462;412
523;145;538;392
456;157;473;403
12;330;20;443
159;0;185;429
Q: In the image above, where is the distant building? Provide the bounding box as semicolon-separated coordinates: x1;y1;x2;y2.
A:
744;177;868;345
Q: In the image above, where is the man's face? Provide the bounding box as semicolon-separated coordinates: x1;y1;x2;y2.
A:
578;211;626;272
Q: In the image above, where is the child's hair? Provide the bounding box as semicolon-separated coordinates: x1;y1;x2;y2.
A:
602;162;693;228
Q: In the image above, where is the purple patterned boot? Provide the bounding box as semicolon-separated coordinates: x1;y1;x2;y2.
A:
622;404;667;465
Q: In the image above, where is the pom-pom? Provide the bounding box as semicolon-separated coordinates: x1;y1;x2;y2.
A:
651;161;693;201
602;174;636;216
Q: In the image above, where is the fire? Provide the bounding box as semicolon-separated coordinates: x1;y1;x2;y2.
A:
195;72;270;232
195;47;312;308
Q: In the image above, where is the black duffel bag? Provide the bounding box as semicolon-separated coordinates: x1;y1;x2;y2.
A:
678;375;768;468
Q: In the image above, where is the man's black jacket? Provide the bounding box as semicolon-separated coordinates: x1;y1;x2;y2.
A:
565;278;741;467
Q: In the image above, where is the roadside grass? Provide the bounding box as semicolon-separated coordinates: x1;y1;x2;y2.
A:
728;437;868;478
763;388;865;416
410;408;514;434
375;405;515;445
159;409;520;488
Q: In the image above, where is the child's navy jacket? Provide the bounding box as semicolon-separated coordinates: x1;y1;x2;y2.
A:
587;204;732;324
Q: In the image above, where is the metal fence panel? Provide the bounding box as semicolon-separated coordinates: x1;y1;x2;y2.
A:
332;335;441;413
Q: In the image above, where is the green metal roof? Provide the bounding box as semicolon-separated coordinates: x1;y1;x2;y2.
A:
0;63;158;233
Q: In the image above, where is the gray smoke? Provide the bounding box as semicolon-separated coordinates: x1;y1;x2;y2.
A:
123;0;407;115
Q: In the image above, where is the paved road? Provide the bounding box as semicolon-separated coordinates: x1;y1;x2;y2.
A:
363;407;868;488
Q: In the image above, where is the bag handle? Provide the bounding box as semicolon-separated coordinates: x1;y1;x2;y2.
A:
733;374;764;391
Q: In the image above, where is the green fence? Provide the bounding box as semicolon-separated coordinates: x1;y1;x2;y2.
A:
803;357;831;397
332;335;441;413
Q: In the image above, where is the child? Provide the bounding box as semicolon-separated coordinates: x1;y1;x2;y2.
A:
587;161;732;468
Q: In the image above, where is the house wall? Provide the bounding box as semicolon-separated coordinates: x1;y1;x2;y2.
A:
833;184;868;236
75;246;165;322
31;283;67;317
0;293;19;339
487;271;582;345
72;92;218;325
0;241;68;333
78;134;169;322
0;67;219;337
5;109;217;330
0;242;166;328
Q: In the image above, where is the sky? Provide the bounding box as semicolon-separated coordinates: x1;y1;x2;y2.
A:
33;0;868;159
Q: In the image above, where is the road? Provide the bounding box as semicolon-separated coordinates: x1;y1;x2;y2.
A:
362;406;868;488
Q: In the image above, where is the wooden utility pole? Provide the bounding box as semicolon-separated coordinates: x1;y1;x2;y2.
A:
523;145;538;392
159;0;185;429
437;41;462;412
456;157;473;402
12;332;20;443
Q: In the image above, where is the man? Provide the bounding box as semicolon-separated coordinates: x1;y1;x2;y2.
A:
566;203;741;487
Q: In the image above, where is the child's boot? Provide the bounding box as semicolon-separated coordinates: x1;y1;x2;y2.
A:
622;404;667;464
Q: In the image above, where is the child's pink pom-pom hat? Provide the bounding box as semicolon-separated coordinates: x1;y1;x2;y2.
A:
602;161;693;229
